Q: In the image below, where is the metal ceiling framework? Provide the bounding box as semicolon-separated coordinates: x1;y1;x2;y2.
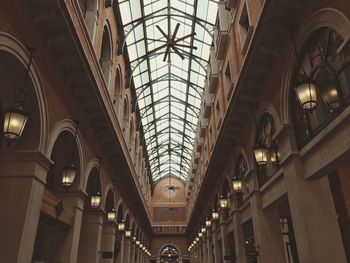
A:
118;0;218;181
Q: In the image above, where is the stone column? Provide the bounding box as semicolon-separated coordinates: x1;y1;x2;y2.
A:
129;239;136;263
58;191;86;263
207;229;213;263
124;236;131;263
100;223;117;263
232;210;245;263
115;234;125;263
279;128;347;262
219;210;230;263
77;210;104;263
0;151;51;263
211;222;220;263
250;188;286;263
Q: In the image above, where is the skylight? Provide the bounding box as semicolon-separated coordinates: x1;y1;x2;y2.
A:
118;0;218;181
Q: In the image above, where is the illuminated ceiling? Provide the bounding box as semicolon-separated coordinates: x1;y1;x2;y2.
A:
118;0;218;181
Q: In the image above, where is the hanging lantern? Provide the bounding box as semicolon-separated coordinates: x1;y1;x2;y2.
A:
107;208;116;222
212;210;219;220
269;147;279;164
3;103;28;141
125;230;132;237
136;240;140;246
201;227;206;233
118;221;126;231
198;232;203;238
219;195;228;209
254;146;268;165
2;48;35;142
232;176;243;193
294;81;317;111
132;236;136;242
91;192;101;208
195;237;199;242
62;162;78;188
205;219;211;227
319;79;341;110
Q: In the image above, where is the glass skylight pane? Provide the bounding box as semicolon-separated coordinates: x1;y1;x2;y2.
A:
118;0;217;181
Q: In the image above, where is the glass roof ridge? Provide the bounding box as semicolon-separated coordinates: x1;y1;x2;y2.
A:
118;0;218;181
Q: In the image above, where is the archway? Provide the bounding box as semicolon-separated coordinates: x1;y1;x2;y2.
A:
77;0;99;43
32;125;82;263
0;34;49;262
100;25;112;88
77;161;103;263
113;65;122;118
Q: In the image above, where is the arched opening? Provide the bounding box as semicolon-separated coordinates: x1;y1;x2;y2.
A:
100;25;112;88
253;113;279;186
160;244;179;262
113;66;122;117
290;27;350;147
114;203;124;263
0;44;48;261
77;0;98;43
129;119;134;150
77;164;103;263
32;128;81;262
0;50;42;150
123;97;129;137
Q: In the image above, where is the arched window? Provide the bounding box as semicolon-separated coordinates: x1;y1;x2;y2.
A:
77;0;98;42
99;26;112;88
161;245;179;259
254;113;279;186
113;66;122;116
123;97;129;136
291;27;350;147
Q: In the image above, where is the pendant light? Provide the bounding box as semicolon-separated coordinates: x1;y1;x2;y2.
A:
91;192;101;208
2;48;35;142
212;210;219;220
319;77;341;110
232;175;243;193
205;218;211;227
291;31;318;111
107;208;116;222
118;220;126;231
62;121;79;189
219;195;228;209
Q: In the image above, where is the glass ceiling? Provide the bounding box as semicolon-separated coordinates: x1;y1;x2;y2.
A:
118;0;218;181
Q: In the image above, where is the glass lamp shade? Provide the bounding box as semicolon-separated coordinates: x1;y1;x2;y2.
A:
205;219;211;227
193;240;197;245
254;146;268;165
107;209;116;222
320;80;341;110
3;104;28;140
212;211;219;220
219;196;228;209
198;232;203;238
90;192;101;208
132;236;137;242
62;163;77;188
118;221;126;231
295;81;317;110
270;149;279;164
136;240;140;246
195;237;199;242
125;230;132;237
232;176;243;193
201;227;206;233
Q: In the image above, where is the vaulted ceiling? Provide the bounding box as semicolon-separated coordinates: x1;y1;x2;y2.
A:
118;0;218;181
